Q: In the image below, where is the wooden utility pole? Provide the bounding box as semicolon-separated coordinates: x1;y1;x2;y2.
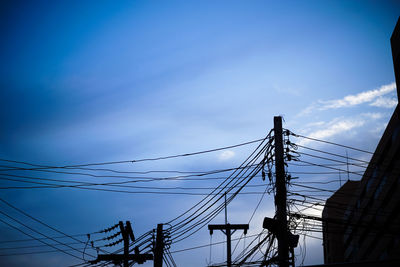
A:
208;224;249;267
90;221;152;266
119;221;130;267
274;116;289;267
154;223;164;267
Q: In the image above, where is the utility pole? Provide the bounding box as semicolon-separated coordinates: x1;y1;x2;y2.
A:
208;224;249;267
208;194;249;267
119;221;130;267
90;221;153;266
154;223;164;267
274;116;289;267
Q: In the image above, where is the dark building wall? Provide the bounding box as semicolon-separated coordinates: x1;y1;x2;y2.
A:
323;16;400;264
341;106;400;262
322;181;360;264
391;18;400;102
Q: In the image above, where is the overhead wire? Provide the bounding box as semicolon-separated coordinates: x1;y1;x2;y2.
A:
0;137;264;169
0;217;84;261
164;135;271;243
232;186;269;255
287;131;374;155
172;162;264;242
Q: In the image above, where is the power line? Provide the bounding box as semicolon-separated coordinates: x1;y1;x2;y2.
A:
167;135;270;231
296;151;368;169
287;131;374;154
0;217;84;260
169;233;262;254
232;186;269;255
0;179;268;191
0;198;97;258
295;144;371;164
0;137;265;169
0;164;260;182
0;247;90;257
0;233;90;244
168;138;270;243
295;159;364;177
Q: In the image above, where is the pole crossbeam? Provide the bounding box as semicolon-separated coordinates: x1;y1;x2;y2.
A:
90;254;153;264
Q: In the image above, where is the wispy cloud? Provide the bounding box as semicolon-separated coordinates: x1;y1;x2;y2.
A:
370;96;398;108
361;112;384;120
299;82;396;116
218;150;235;161
304;118;365;141
320;82;396;109
298;112;387;145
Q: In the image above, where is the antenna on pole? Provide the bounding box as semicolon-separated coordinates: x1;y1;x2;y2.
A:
346;150;350;181
225;192;228;224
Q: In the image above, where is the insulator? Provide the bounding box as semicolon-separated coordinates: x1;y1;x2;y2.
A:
287;154;292;161
262;170;266;181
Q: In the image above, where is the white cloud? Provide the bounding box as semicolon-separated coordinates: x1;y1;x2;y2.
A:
361;112;384;120
298;82;396;116
298;117;366;146
297;103;317;117
306;119;365;141
305;121;326;128
320;82;396;109
218;150;235;161
369;96;398;108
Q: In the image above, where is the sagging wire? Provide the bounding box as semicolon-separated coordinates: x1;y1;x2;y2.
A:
83;234;90;261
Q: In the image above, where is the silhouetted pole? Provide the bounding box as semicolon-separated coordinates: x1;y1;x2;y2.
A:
274;116;289;267
154;224;164;267
90;221;152;266
208;224;249;267
226;226;232;267
119;221;129;267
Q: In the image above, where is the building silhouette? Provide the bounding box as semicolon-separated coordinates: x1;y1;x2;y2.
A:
322;17;400;265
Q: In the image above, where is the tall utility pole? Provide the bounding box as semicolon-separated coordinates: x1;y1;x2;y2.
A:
274;116;289;267
154;224;164;267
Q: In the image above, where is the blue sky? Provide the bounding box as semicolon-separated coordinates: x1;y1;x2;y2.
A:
0;1;399;266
